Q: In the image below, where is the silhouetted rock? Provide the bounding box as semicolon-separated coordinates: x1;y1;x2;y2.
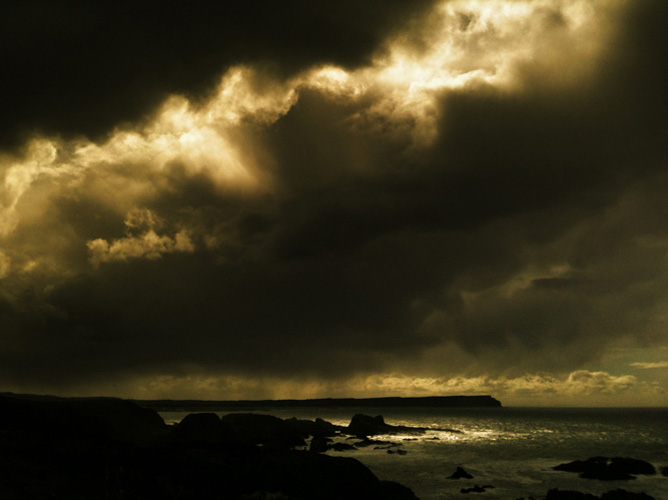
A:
0;393;167;445
309;435;332;452
0;395;420;500
448;466;474;479
254;450;419;500
222;413;306;450
285;417;345;438
546;489;599;500
346;413;434;438
660;466;668;477
355;437;395;447
461;484;493;493
329;442;357;451
348;414;393;437
554;457;656;481
173;412;233;444
378;480;420;500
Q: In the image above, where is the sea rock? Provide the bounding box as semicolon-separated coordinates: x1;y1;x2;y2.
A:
448;466;474;479
553;457;656;481
386;449;407;455
346;414;432;438
173;412;232;444
348;414;393;437
545;489;599;500
355;437;395;447
285;417;344;438
461;484;494;493
660;466;668;477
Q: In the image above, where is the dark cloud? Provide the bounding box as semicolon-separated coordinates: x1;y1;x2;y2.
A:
0;0;435;150
1;0;668;400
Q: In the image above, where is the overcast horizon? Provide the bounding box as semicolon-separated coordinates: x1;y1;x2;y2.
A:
1;0;667;407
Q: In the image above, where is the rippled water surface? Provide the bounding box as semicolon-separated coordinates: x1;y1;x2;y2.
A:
160;407;668;500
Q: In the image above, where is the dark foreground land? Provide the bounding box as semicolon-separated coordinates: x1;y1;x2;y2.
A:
0;393;661;500
0;393;418;500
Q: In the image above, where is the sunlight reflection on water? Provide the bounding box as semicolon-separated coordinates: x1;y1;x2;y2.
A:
159;407;668;500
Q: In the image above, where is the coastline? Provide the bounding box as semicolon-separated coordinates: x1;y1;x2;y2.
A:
1;393;665;500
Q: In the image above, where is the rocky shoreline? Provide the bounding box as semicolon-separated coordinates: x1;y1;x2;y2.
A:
0;394;662;499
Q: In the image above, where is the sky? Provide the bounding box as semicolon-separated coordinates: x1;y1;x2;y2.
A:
1;0;667;407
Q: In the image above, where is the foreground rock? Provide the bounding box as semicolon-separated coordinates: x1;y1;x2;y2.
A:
0;394;419;500
553;457;656;481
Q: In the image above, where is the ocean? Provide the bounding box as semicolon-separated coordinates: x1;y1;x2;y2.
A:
159;407;668;500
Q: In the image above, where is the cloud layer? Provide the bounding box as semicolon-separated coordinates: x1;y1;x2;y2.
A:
1;0;667;404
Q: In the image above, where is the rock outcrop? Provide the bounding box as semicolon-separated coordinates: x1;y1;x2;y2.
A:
345;414;437;438
448;466;474;479
553;457;656;481
221;413;307;450
0;394;419;500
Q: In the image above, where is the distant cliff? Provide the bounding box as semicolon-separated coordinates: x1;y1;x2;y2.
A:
137;395;502;412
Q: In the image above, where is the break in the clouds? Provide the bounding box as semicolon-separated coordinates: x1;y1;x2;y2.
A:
1;0;667;405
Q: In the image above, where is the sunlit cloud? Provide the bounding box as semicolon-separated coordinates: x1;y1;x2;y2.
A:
87;208;195;267
630;361;668;369
0;0;617;251
0;250;10;279
43;369;663;407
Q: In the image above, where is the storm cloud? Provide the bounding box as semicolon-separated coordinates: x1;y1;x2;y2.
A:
1;0;667;405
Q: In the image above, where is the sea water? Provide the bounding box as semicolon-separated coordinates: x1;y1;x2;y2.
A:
159;407;668;500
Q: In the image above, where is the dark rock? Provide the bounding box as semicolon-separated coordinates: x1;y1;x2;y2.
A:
346;414;432;438
355;438;395;447
660;466;668;477
255;450;418;500
448;466;474;479
553;457;656;481
609;458;656;476
0;395;420;500
285;417;344;438
348;414;393;437
172;412;232;444
461;484;492;493
546;489;599;500
0;393;167;446
221;413;306;450
309;435;332;453
315;417;345;436
329;442;357;451
377;480;420;500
